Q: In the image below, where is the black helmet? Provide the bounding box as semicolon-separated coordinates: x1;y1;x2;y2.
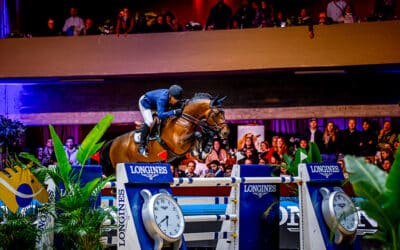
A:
168;84;183;100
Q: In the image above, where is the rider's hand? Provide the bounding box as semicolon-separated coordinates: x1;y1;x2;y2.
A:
174;109;182;116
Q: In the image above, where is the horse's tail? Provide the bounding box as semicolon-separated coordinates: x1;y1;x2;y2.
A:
100;139;114;176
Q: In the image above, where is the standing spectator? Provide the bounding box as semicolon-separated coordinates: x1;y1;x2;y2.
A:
359;119;377;161
326;0;347;23
81;17;99;35
234;0;254;29
41;17;61;36
36;146;44;163
302;117;324;152
62;7;85;36
338;118;361;156
321;121;339;163
377;120;397;151
133;12;150;33
205;0;233;30
42;138;56;166
116;8;135;37
151;14;173;33
64;136;78;165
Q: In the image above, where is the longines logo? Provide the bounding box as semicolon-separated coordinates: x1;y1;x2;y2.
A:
244;184;277;198
128;165;168;180
118;188;127;247
309;164;340;178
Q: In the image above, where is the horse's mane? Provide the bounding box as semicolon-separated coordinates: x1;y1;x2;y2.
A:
190;92;213;102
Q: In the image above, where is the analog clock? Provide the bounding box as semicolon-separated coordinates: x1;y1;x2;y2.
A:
320;187;359;245
141;189;185;250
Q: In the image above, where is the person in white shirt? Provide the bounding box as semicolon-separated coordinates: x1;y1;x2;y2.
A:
62;7;85;36
327;0;347;23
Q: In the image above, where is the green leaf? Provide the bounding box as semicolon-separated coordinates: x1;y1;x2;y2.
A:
307;142;322;163
345;155;399;248
49;124;71;185
345;156;387;194
383;138;400;222
77;114;113;165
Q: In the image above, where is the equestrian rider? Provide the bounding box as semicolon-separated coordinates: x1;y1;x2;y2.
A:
138;84;184;157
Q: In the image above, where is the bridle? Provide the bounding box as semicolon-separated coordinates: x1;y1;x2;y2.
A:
181;105;227;135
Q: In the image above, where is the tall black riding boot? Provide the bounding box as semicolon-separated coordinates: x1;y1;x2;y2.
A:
138;125;150;157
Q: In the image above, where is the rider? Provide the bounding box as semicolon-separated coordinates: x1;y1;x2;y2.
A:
137;84;184;157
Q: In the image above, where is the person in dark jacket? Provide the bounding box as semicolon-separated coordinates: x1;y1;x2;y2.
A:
137;84;184;156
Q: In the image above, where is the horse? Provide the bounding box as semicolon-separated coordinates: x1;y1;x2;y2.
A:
101;93;230;175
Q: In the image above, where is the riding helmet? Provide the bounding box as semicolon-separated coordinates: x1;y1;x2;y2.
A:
168;84;183;100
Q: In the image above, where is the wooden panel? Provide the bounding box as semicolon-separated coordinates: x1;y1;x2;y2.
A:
1;21;400;78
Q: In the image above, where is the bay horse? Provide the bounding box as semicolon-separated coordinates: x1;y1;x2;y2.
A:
101;93;230;175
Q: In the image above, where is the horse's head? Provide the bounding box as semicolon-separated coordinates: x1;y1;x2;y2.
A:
182;93;230;139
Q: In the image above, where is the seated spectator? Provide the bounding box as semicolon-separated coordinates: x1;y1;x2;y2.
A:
205;138;228;166
205;160;224;177
184;160;199;177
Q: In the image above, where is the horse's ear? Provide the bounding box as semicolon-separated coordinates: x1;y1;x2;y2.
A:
212;96;227;107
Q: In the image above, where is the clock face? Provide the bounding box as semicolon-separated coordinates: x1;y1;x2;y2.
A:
332;192;358;233
152;193;184;239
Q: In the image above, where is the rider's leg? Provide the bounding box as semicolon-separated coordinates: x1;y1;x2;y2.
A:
138;124;150;157
138;96;153;157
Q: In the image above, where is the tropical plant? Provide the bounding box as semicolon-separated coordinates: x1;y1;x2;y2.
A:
284;141;322;176
0;206;39;250
344;138;400;250
0;115;26;168
34;114;116;250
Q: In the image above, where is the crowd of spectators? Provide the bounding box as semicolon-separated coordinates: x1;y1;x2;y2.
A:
9;0;397;38
171;118;398;179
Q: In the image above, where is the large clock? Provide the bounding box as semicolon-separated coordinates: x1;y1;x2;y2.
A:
140;189;185;250
319;187;359;245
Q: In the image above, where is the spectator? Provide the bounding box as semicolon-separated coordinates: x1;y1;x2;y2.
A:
205;138;228;166
62;7;85;36
321;121;339;163
41;17;61;36
64;136;78;165
377;120;397;151
42;138;56;166
326;0;347;23
116;8;135;36
184;160;199;177
302;117;324;151
81;17;100;35
359;119;377;161
338;118;361;156
205;160;224;177
205;0;233;30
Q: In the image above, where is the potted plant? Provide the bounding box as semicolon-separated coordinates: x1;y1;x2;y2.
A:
344;138;400;250
33;114;116;249
0;115;26;168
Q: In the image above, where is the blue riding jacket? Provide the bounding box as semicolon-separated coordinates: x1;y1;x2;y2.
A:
140;89;176;119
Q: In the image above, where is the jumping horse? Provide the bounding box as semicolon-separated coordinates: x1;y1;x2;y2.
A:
101;93;230;175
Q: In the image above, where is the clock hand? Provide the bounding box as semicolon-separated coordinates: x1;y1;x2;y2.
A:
158;216;168;227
